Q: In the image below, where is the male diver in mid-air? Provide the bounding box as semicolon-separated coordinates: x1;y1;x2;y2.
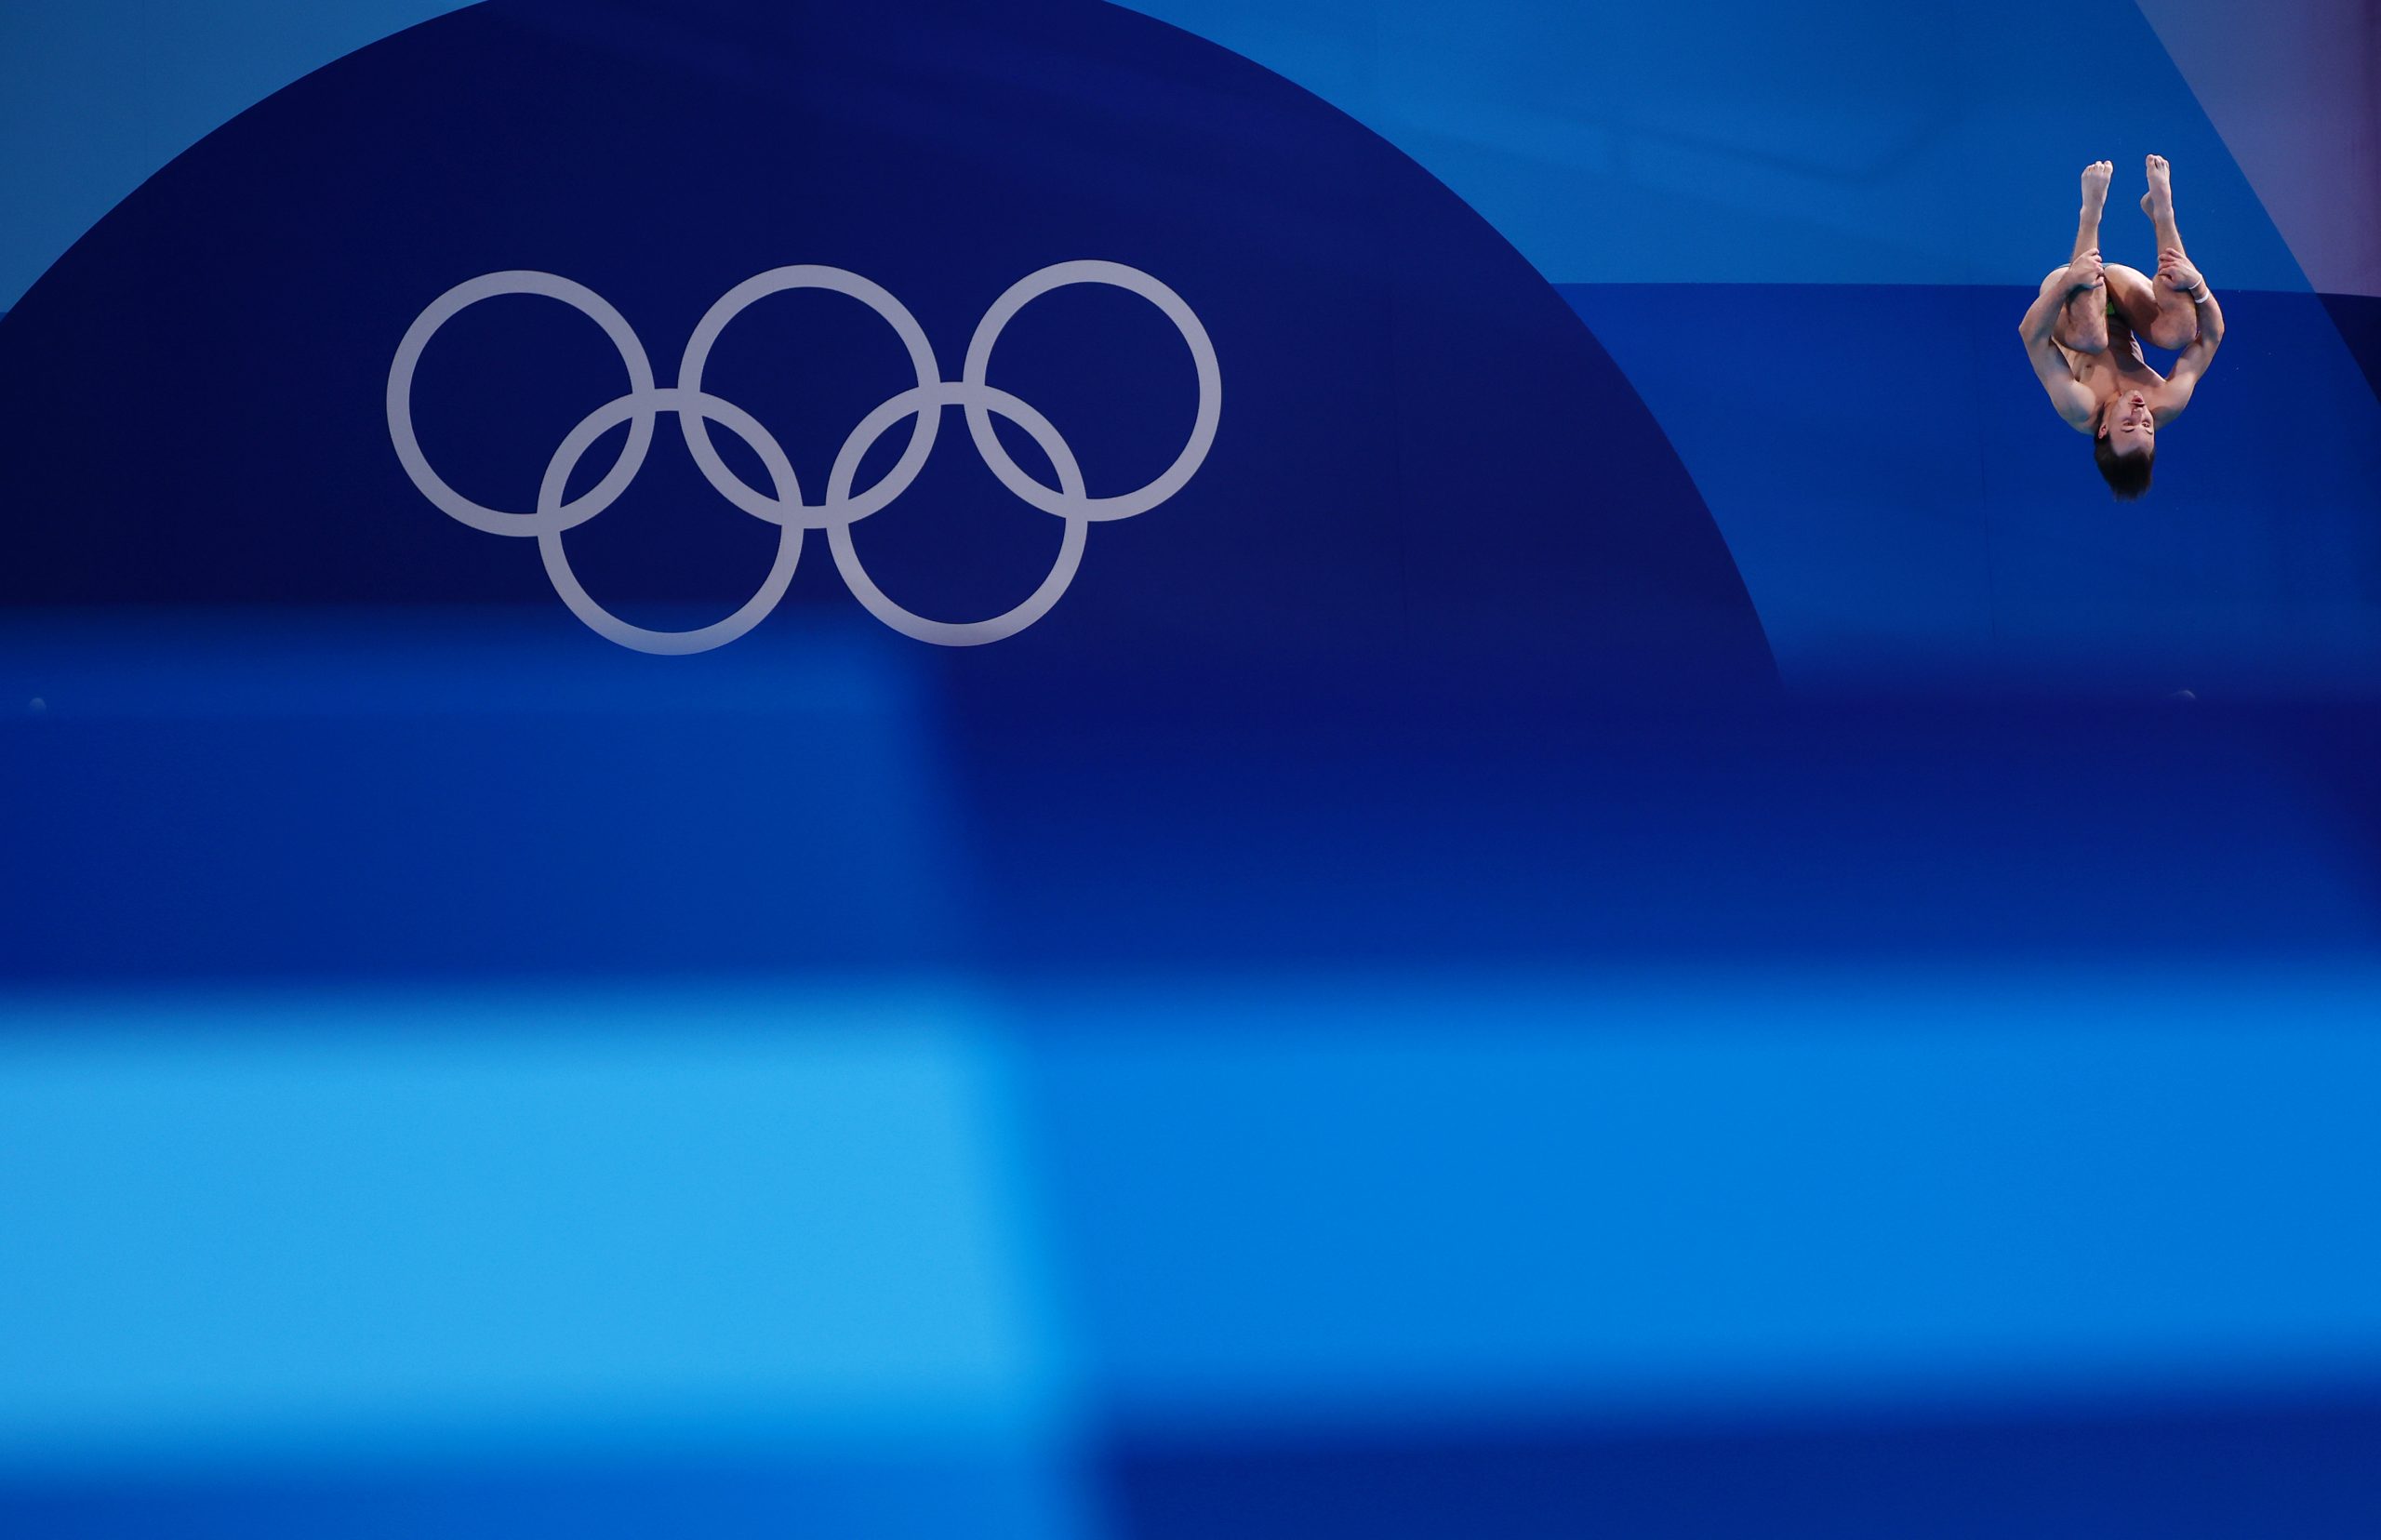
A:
2019;154;2225;499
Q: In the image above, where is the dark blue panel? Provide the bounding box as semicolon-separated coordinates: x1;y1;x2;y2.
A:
1563;284;2381;694
1107;1395;2381;1539
0;613;963;983
0;711;960;981
2321;293;2381;405
938;693;2381;971
10;676;2381;980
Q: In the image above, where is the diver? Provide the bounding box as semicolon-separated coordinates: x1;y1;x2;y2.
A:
2019;155;2225;499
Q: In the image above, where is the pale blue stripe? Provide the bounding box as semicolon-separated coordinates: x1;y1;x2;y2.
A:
0;984;1073;1473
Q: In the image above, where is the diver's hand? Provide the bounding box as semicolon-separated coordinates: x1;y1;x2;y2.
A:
2158;249;2204;295
2065;248;2105;294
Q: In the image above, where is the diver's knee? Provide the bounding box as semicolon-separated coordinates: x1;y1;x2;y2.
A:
2148;314;2198;352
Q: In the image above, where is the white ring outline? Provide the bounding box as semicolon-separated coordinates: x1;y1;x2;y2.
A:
388;272;658;537
676;266;942;529
827;382;1088;646
536;387;805;656
387;260;1219;651
963;259;1220;522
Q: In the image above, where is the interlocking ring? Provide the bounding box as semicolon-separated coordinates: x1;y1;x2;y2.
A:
386;260;1220;653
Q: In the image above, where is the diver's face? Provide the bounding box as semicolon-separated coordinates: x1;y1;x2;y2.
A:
2101;390;2155;457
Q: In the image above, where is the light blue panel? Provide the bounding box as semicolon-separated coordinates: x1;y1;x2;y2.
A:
0;0;473;310
0;986;1073;1474
1121;0;2308;287
3;1;2309;305
1020;967;2381;1429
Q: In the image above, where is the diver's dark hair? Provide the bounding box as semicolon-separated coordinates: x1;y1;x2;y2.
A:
2094;431;2154;500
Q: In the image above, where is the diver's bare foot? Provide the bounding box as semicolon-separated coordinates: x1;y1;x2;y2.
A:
2081;159;2113;215
2141;153;2173;221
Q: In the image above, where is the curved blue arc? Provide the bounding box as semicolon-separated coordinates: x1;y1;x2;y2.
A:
0;0;1770;692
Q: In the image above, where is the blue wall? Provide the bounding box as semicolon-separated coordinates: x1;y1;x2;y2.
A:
5;5;2380;1537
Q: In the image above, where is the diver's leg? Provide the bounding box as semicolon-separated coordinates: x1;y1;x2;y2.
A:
2104;262;2163;338
2058;161;2113;352
2042;269;2104;355
2137;153;2199;350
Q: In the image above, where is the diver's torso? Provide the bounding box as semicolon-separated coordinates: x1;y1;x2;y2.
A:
2066;325;2182;426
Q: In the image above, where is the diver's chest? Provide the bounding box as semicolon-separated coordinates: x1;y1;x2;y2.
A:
2076;347;2162;393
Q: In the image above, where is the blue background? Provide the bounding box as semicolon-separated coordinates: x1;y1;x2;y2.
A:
4;2;2380;1536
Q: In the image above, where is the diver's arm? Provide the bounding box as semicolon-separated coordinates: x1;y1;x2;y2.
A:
2021;249;2101;345
2157;254;2225;413
2020;256;2103;429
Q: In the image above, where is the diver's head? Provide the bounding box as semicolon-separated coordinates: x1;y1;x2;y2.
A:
2094;390;2155;500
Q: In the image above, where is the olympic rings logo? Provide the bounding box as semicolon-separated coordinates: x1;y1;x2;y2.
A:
386;261;1220;653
